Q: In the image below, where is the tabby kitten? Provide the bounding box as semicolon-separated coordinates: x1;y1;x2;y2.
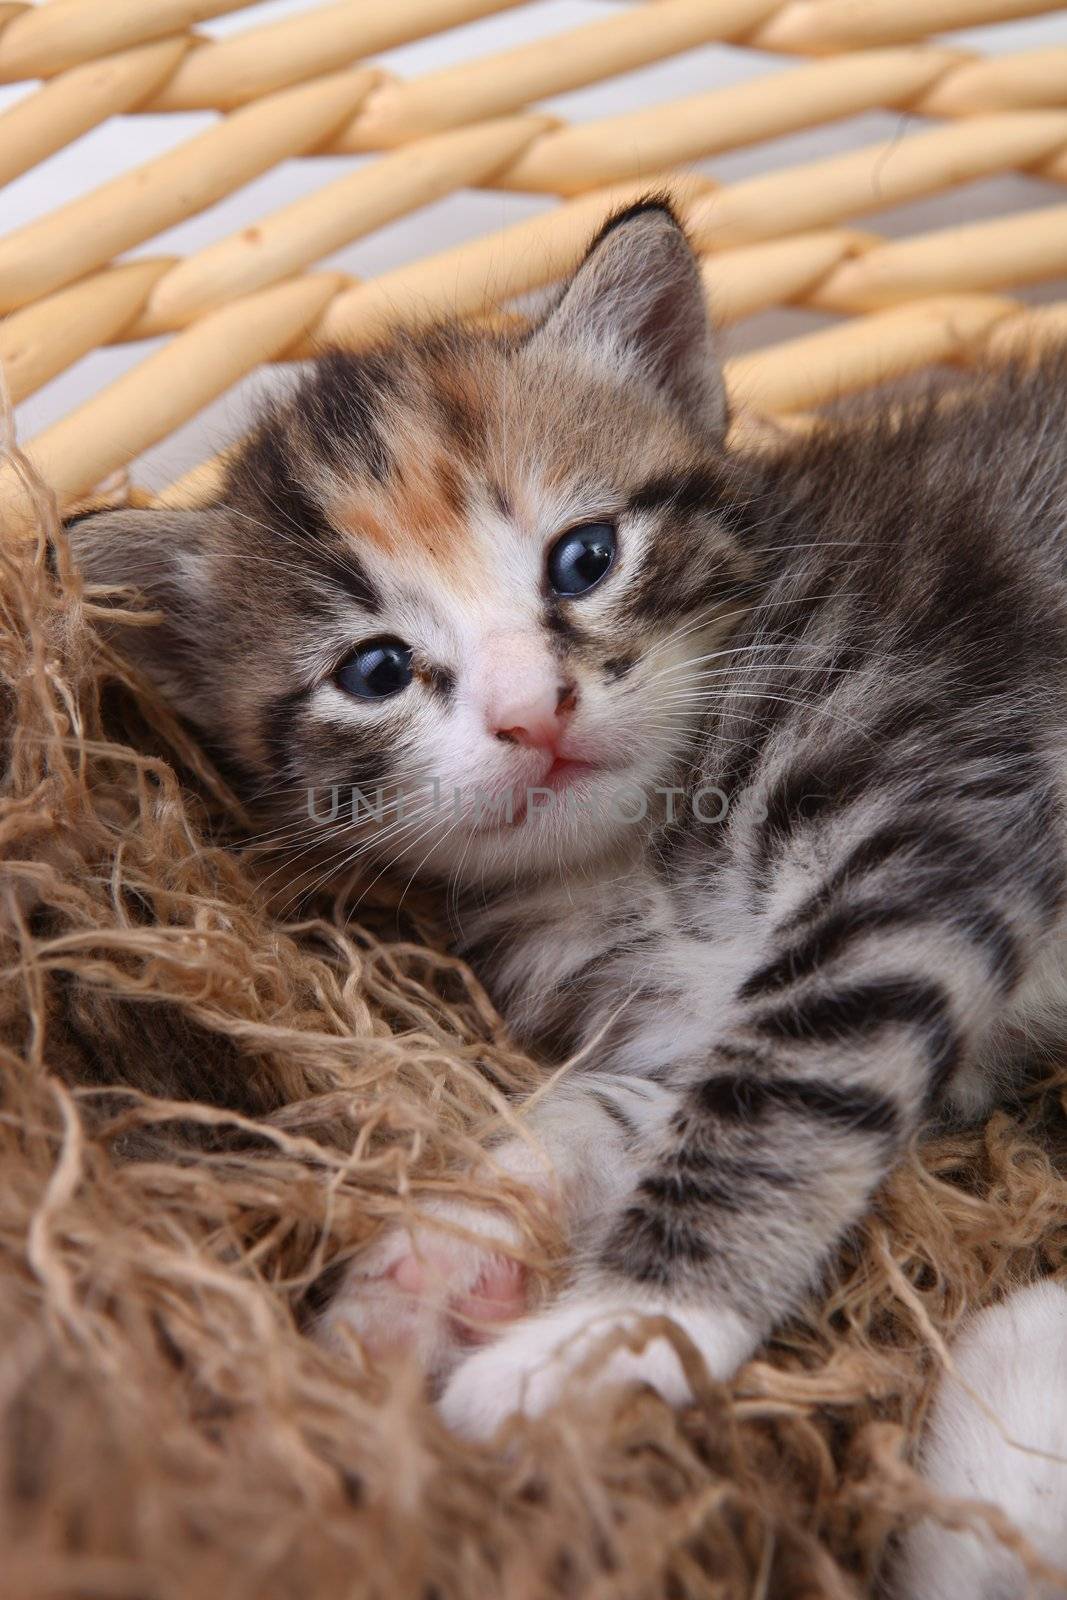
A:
71;202;1067;1451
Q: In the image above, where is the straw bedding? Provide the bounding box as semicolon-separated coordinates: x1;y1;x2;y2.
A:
3;441;1067;1600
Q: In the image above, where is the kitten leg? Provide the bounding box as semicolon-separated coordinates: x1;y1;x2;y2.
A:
316;1077;665;1381
441;779;1062;1435
897;1282;1067;1600
439;1289;752;1436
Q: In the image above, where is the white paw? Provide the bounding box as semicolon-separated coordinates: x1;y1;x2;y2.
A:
316;1148;555;1382
438;1292;757;1440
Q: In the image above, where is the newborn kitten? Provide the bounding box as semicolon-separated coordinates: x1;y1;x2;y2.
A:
71;204;1067;1461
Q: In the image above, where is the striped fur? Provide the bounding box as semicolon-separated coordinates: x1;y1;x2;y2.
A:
71;205;1067;1462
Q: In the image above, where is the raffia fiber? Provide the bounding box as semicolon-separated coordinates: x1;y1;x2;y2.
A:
3;1;1067;1593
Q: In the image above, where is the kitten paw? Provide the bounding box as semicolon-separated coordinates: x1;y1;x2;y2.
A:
316;1179;549;1382
438;1293;756;1440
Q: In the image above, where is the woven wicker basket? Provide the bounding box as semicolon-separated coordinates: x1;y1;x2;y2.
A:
2;0;1067;531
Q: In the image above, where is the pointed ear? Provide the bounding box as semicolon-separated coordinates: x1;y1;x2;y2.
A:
536;199;726;439
67;506;226;729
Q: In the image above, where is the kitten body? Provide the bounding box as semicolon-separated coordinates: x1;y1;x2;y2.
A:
71;205;1067;1481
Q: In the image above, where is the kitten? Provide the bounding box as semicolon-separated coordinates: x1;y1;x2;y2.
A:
71;202;1067;1498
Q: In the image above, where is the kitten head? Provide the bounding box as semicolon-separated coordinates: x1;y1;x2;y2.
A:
71;201;758;889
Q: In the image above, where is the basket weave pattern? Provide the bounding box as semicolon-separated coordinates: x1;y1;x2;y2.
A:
1;0;1066;525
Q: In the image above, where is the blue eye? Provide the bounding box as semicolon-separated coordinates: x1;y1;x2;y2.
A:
336;637;413;700
547;521;616;598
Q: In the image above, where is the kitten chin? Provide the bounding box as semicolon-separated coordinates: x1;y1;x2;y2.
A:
385;759;679;889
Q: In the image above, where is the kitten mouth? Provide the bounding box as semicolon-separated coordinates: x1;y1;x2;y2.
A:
543;756;599;790
455;747;626;837
470;757;608;834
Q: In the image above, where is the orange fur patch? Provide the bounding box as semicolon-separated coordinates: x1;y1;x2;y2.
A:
335;454;475;578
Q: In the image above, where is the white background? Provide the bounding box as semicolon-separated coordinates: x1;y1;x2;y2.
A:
3;0;1066;490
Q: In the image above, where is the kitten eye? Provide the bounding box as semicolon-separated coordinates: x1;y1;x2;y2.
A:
547;521;616;598
336;637;413;700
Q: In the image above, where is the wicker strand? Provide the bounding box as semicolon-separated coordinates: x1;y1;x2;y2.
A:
700;231;875;326
0;259;176;406
126;114;556;334
144;0;530;112
751;0;1065;52
0;0;260;82
0;69;377;314
725;294;1018;413
336;0;779;149
0;38;191;190
811;202;1067;311
688;112;1067;248
0;274;345;531
489;48;972;194
920;45;1067;113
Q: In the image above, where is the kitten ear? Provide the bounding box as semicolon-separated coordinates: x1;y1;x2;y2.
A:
537;198;726;438
67;506;225;728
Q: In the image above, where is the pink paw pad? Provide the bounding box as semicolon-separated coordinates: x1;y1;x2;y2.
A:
451;1257;528;1344
389;1254;426;1296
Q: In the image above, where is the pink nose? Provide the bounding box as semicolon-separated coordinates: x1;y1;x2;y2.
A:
494;684;577;752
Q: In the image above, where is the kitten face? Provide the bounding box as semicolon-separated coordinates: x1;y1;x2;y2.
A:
72;202;758;889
